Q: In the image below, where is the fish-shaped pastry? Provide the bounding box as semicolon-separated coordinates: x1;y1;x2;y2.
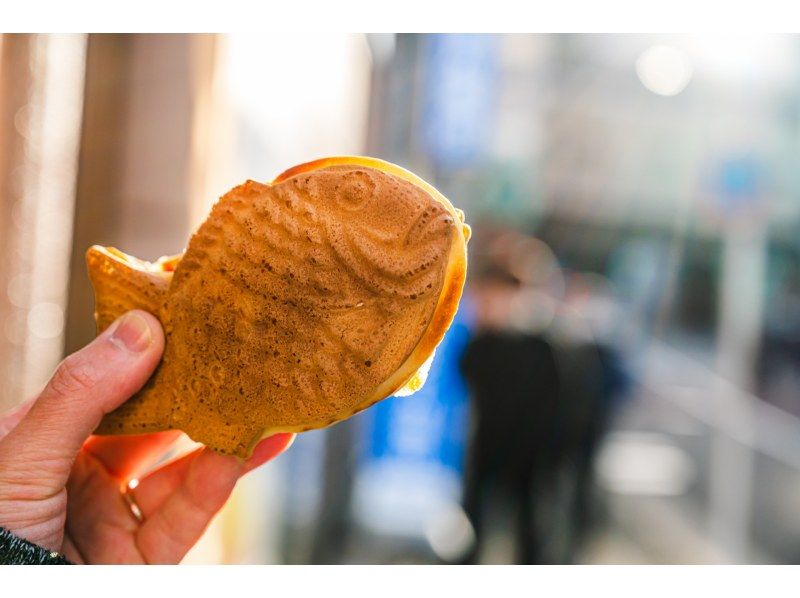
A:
87;156;470;457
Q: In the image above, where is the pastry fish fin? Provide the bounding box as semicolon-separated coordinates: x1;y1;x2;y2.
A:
86;245;174;333
87;245;178;437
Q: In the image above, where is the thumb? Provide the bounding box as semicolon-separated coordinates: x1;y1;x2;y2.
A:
0;310;164;495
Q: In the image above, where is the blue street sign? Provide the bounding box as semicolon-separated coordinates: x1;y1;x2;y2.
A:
714;154;764;213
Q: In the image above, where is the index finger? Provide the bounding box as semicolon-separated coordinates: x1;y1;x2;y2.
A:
132;433;294;563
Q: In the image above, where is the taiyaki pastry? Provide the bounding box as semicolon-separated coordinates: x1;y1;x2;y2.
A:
87;156;470;457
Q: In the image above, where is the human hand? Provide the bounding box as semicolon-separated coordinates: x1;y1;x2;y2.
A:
0;310;294;564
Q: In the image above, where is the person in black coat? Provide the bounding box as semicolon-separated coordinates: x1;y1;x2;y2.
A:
457;239;628;564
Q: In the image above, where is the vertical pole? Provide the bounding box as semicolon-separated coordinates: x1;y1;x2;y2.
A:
0;34;87;413
710;219;766;562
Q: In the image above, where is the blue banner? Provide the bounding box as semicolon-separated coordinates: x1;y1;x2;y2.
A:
352;298;474;536
422;34;498;169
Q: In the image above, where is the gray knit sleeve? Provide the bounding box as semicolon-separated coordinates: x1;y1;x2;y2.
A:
0;527;72;565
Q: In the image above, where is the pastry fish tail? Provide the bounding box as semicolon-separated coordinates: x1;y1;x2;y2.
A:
86;245;175;333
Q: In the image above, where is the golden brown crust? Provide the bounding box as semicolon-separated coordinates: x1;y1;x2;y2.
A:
92;162;467;457
88;247;173;435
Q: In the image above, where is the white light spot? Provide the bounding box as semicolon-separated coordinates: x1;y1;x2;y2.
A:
636;44;693;97
27;302;64;340
424;501;476;562
6;274;30;307
596;432;696;496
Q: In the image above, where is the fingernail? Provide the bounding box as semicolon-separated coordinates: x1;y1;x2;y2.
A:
110;312;153;353
244;433;296;473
